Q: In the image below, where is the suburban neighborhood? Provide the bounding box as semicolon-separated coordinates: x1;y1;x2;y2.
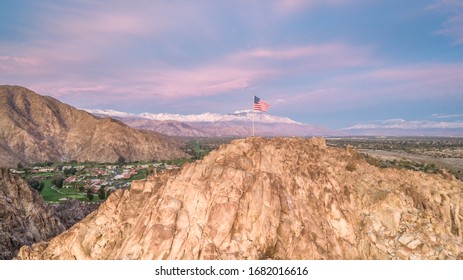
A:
12;160;183;203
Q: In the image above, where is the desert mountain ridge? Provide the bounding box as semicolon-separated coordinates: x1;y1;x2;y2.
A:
0;85;188;167
17;137;463;260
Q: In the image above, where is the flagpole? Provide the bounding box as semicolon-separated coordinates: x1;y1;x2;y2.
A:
252;95;255;137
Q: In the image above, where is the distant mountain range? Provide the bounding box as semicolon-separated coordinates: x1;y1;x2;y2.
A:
85;109;463;137
84;109;336;137
0;86;187;167
342;119;463;137
85;109;302;124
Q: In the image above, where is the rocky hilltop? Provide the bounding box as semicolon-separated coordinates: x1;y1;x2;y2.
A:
0;168;65;259
0;85;187;167
17;137;463;260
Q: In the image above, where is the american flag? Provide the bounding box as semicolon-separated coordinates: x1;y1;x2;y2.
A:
253;96;270;112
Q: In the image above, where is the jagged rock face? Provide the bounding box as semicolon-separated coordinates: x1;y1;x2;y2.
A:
17;137;463;260
0;168;65;259
0;85;188;167
53;200;100;229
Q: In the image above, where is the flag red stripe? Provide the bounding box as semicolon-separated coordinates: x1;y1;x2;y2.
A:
254;100;270;112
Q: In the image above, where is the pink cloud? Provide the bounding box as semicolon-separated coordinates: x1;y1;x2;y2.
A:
355;64;463;94
59;13;148;38
6;41;373;108
127;43;372;99
128;66;271;99
9;36;458;115
0;56;40;73
16;60;463;116
2;1;375;108
435;13;463;45
266;62;463;113
427;0;463;45
0;43;99;83
339;64;463;104
239;44;348;59
36;1;216;44
26;65;261;106
278;87;378;112
234;43;373;68
275;0;351;13
1;1;217;71
426;0;463;11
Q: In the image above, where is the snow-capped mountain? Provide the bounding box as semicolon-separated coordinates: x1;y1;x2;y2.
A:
83;109;139;119
83;108;334;137
84;109;300;124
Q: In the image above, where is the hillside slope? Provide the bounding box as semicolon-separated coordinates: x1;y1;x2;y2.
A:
0;86;187;167
17;137;463;260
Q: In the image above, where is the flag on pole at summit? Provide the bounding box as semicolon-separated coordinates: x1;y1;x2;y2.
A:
253;96;270;112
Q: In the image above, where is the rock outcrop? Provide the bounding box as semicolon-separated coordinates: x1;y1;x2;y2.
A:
0;168;65;259
17;137;463;260
53;200;100;229
0;85;188;167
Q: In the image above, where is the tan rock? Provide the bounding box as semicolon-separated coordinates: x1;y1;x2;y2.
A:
422;244;430;254
369;233;377;243
407;239;422;250
402;212;417;223
396;248;410;259
16;137;463;260
398;233;415;246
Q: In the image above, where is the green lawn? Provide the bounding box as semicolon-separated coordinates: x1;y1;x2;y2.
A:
130;169;147;180
40;179;99;202
18;161;163;203
193;142;206;154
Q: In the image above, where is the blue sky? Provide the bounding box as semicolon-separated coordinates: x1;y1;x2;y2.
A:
1;0;462;129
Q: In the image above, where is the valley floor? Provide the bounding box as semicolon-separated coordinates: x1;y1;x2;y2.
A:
326;136;463;181
358;149;463;180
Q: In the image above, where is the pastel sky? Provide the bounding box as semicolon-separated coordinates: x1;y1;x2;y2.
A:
1;0;462;129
